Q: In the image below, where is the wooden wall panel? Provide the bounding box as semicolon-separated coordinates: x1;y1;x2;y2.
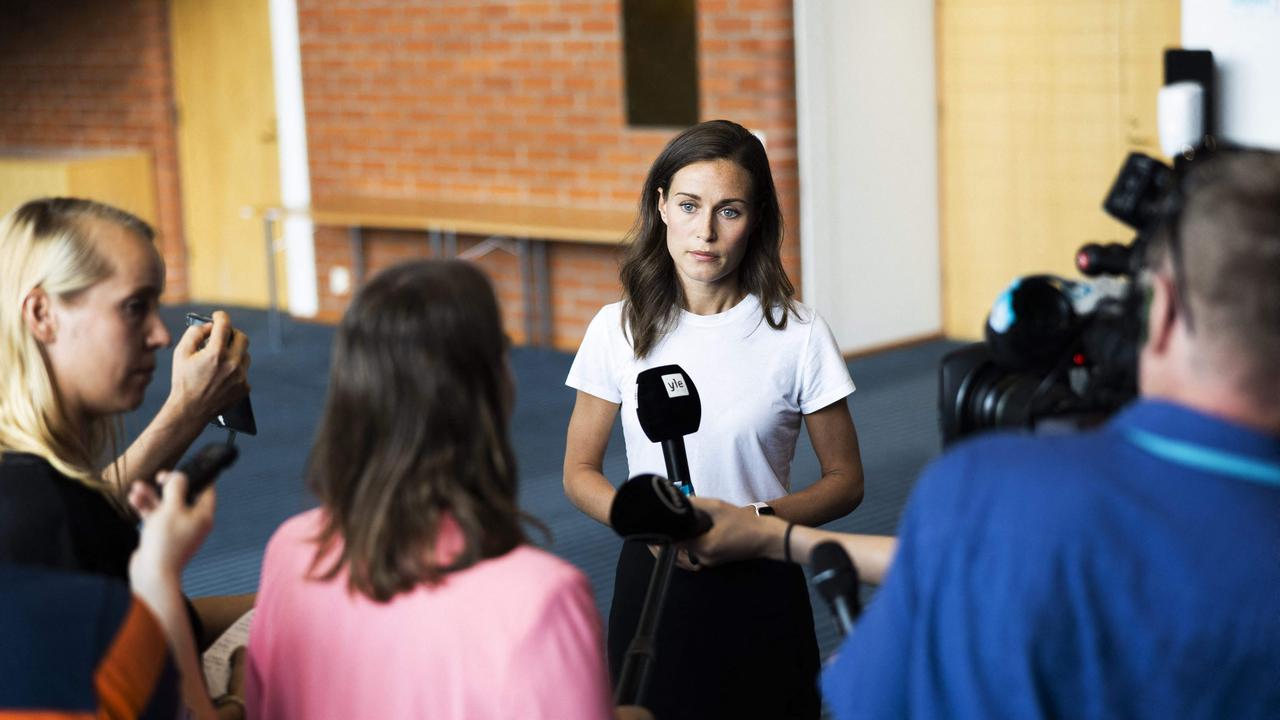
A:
0;151;157;228
938;1;1180;338
171;0;282;308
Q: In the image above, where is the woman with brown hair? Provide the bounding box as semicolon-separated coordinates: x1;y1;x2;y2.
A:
564;120;866;719
246;260;617;719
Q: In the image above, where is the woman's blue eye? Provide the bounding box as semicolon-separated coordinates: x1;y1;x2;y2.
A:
679;202;696;213
720;207;741;219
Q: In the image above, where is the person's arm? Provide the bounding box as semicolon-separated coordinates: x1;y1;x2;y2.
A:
686;497;897;584
764;399;864;527
127;472;218;720
105;311;250;492
563;390;622;526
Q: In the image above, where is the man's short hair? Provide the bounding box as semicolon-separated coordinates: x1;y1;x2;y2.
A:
1147;149;1280;399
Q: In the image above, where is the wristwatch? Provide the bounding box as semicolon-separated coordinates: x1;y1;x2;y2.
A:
749;501;775;517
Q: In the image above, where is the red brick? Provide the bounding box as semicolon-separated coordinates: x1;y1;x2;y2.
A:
286;0;801;344
0;0;188;300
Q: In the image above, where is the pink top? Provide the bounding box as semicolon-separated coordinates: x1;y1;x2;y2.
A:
246;509;613;720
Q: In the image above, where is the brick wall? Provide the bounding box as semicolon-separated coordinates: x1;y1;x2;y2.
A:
0;0;188;300
299;0;800;348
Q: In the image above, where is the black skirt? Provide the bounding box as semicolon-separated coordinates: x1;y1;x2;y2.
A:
608;540;821;720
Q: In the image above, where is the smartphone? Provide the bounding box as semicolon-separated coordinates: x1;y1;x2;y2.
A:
185;313;258;436
178;442;240;504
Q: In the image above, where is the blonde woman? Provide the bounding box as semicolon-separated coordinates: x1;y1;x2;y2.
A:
0;198;252;716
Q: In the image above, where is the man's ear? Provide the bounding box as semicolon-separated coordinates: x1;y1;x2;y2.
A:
22;288;57;344
656;187;668;226
1144;273;1177;355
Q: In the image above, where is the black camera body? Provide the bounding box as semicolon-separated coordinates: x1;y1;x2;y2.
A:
938;153;1176;446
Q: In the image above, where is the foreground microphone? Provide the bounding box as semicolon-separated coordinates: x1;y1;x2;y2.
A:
811;541;861;638
635;365;700;496
609;474;712;706
610;474;713;543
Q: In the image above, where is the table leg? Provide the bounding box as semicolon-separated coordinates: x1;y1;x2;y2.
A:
350;226;366;287
429;227;442;258
533;240;551;347
519;237;535;346
263;213;282;351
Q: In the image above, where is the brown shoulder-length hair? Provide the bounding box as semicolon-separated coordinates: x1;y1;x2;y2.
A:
307;260;526;602
619;119;795;357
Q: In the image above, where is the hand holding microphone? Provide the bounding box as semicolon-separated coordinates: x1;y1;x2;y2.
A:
612;472;711;569
610;473;712;542
680;496;786;567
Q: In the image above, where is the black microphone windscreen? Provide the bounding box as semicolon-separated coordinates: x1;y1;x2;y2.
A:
811;541;859;603
985;275;1078;371
635;365;701;443
610;473;709;542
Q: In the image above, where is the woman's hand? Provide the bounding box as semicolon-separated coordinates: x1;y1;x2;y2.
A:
682;497;784;567
128;471;215;583
212;646;248;720
127;472;219;720
106;312;252;493
169;310;251;425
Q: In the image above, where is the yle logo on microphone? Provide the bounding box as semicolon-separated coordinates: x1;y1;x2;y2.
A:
661;373;689;398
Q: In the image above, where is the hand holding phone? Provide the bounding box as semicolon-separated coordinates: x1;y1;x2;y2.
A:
183;313;257;436
177;442;240;504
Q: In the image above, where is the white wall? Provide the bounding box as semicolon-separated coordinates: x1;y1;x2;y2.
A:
793;0;940;354
1182;0;1280;149
269;0;318;317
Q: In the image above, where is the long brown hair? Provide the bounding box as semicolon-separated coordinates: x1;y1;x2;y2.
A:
307;260;526;602
619;119;795;357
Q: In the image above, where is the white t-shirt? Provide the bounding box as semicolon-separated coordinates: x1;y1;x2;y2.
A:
566;295;855;506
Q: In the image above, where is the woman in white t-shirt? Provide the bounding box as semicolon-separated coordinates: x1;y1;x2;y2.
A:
564;120;866;719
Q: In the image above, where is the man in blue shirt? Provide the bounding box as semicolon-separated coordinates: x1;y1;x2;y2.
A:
689;149;1280;718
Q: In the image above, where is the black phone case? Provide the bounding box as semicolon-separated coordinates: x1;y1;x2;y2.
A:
178;442;240;504
185;313;258;436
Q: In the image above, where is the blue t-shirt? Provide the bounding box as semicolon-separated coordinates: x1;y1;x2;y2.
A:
823;400;1280;719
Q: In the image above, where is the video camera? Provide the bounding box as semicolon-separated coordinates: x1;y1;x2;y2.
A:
938;152;1177;445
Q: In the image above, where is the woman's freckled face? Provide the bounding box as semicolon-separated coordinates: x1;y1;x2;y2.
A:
658;159;754;293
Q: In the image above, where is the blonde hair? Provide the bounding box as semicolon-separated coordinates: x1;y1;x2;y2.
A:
0;198;155;495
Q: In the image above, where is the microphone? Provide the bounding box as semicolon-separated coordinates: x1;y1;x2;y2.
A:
984;275;1079;372
610;474;713;543
613;368;704;707
635;365;700;496
811;541;861;638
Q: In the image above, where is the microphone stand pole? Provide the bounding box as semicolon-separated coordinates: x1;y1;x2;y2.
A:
616;435;693;706
614;543;677;706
